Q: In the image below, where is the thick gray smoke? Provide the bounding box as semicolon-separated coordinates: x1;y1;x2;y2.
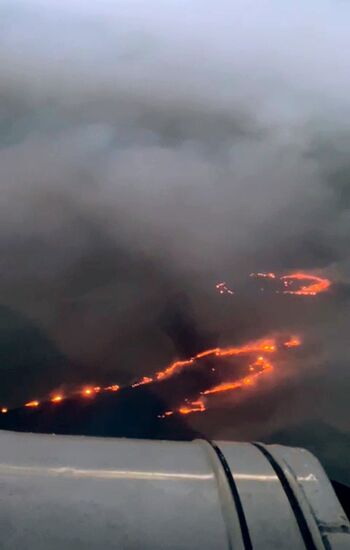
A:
1;0;350;464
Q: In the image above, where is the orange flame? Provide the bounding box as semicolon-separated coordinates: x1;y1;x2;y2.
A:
283;336;301;348
203;356;273;395
248;271;330;296
25;400;39;408
131;376;154;388
51;395;63;403
179;400;206;415
155;359;194;382
152;338;276;383
160;335;301;416
1;407;8;414
82;388;93;397
280;273;331;296
105;384;120;392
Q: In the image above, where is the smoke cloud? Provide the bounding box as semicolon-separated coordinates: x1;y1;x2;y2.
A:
1;0;350;466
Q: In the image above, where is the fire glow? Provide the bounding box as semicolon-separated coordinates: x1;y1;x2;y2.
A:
25;400;39;408
2;334;301;418
249;271;331;296
279;273;331;296
216;282;234;295
0;270;327;416
160;335;301;416
283;336;301;348
216;271;331;297
51;395;63;403
106;385;120;392
203;356;272;396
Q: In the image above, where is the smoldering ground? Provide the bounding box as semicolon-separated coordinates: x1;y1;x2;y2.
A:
1;0;350;465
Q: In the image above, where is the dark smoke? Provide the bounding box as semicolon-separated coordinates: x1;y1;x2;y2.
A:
1;1;350;480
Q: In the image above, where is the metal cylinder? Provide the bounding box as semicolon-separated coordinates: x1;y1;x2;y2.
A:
0;429;348;549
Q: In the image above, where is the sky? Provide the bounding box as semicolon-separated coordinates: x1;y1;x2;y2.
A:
1;0;350;464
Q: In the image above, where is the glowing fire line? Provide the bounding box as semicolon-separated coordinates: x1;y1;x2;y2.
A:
0;269;327;414
1;335;301;416
217;272;331;297
0;269;324;414
160;335;300;416
279;273;331;296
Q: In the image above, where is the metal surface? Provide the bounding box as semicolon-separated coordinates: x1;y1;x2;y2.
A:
0;430;348;549
216;441;306;549
259;443;350;549
0;431;237;550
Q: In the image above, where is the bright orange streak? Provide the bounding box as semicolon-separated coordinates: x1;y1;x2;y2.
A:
83;388;93;397
280;273;331;296
154;338;276;382
203;357;273;396
196;348;220;359
132;376;154;388
161;336;289;416
204;380;242;394
283;336;301;348
179;400;206;415
25;400;39;408
51;395;63;403
156;359;193;381
1;407;8;414
217;339;276;357
105;384;120;392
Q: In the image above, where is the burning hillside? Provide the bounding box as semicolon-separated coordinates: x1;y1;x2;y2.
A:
0;268;332;440
0;332;301;423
